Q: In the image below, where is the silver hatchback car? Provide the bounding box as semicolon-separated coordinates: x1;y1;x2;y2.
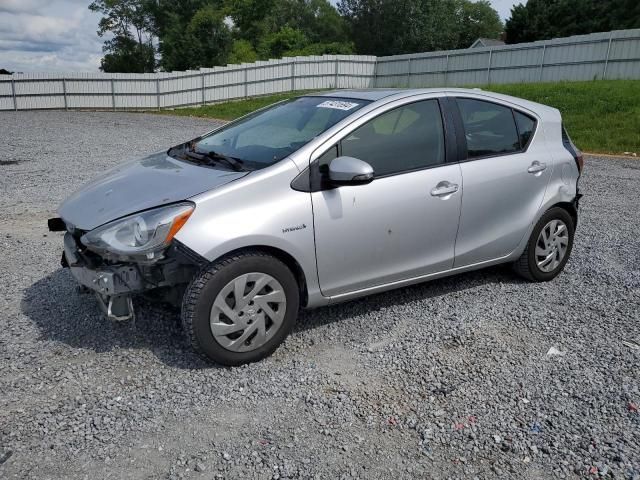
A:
51;88;583;365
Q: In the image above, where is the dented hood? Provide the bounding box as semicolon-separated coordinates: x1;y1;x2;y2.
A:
59;151;247;231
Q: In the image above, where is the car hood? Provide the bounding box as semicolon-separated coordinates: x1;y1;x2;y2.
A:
59;151;248;231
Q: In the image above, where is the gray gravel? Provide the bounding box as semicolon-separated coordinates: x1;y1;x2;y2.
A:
1;111;639;479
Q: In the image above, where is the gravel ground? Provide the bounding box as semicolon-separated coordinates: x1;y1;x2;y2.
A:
0;111;639;480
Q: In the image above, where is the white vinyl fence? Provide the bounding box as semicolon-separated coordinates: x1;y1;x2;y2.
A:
1;29;639;111
375;28;640;87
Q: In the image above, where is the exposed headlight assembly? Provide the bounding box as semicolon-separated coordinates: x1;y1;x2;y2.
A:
81;202;194;261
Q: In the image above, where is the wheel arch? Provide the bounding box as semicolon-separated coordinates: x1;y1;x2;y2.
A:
213;245;309;308
547;201;578;228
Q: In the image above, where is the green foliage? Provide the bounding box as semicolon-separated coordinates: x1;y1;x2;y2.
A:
228;40;259;64
151;1;231;71
338;0;503;55
229;0;352;59
258;27;309;59
505;0;640;44
186;6;233;68
89;0;153;40
456;0;503;48
487;80;640;154
89;0;156;72
100;35;155;72
285;42;354;56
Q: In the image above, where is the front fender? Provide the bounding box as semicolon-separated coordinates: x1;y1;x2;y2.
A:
174;159;324;307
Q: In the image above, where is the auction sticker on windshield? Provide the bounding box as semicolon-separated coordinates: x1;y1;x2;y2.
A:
317;100;360;111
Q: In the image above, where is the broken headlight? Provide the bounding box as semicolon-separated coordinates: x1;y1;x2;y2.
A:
81;202;194;261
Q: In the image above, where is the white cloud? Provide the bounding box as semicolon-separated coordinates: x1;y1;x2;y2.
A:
0;0;104;72
0;0;48;14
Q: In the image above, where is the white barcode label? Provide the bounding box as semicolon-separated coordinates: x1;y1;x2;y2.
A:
317;100;359;111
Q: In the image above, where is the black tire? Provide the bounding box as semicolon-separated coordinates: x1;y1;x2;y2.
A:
513;207;575;282
182;251;299;366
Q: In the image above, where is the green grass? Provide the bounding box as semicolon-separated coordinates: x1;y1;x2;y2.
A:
486;80;640;155
161;81;640;155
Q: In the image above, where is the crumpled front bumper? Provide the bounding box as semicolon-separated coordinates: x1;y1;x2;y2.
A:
57;227;206;321
63;232;141;320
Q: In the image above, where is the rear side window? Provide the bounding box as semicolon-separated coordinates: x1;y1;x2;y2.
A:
457;98;520;158
514;111;536;148
340;99;445;177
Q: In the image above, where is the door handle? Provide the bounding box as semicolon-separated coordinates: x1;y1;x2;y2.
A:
527;161;547;175
430;181;459;197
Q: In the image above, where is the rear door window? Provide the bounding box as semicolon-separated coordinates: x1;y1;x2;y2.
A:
456;98;520;158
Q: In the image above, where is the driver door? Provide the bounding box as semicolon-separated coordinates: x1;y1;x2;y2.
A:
311;98;463;297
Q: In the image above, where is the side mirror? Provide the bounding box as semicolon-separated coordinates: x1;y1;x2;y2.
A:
328;156;374;186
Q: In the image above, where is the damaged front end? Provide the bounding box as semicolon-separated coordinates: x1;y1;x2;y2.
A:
49;203;206;321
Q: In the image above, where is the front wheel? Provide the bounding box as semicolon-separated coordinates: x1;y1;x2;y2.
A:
182;251;300;366
513;207;575;282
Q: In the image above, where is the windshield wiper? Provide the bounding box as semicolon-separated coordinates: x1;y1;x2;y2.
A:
184;148;247;172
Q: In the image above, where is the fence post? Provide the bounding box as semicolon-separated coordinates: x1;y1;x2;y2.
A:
334;57;340;89
243;67;248;98
11;78;17;111
444;54;450;86
111;78;116;111
486;50;493;85
603;33;614;80
201;72;206;105
290;59;296;92
156;78;161;111
538;44;547;81
406;57;412;88
62;78;68;111
372;57;379;88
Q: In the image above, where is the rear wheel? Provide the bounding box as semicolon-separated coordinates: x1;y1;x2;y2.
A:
182;251;299;366
513;207;575;282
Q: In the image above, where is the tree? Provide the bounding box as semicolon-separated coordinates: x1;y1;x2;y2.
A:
89;0;155;72
455;0;503;49
225;0;275;47
100;35;155;73
0;69;13;75
187;6;233;67
228;0;352;59
146;0;222;71
505;0;640;44
228;40;259;64
258;27;309;59
339;0;499;56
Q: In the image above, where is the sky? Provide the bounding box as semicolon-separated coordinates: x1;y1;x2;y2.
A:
0;0;520;73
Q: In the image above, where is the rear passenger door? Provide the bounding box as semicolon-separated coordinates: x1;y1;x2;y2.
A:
451;96;551;267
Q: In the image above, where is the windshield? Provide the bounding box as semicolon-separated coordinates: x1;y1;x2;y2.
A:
190;96;369;169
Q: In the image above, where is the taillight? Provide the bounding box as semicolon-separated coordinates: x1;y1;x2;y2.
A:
562;124;582;175
575;152;584;174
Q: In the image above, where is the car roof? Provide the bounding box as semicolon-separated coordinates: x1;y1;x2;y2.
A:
309;89;403;101
306;88;557;117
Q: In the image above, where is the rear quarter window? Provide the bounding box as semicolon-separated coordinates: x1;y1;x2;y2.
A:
514;111;536;149
456;98;521;158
